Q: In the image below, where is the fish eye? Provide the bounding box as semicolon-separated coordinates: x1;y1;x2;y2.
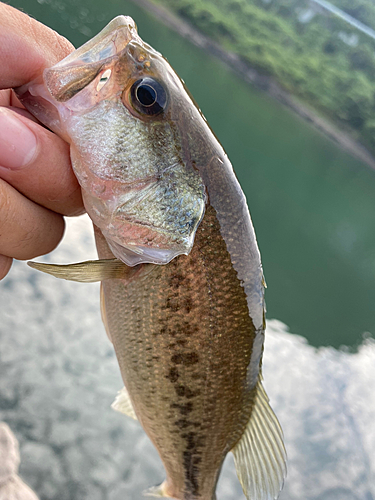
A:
130;78;167;116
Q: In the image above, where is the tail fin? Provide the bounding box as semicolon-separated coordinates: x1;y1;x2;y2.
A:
232;376;287;500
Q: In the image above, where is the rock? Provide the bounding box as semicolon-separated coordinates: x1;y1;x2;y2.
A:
0;423;39;500
0;423;20;483
0;475;39;500
1;216;375;500
19;442;64;499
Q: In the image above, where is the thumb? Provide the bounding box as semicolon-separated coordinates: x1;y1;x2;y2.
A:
0;106;83;216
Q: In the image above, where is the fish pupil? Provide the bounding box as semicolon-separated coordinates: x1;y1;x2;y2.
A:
136;84;156;106
130;77;167;116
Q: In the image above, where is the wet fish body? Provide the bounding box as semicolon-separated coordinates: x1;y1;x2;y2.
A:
18;17;286;500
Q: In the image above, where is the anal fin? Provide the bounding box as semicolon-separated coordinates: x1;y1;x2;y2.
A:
111;387;138;420
143;481;168;498
144;481;217;499
232;375;287;500
144;481;180;499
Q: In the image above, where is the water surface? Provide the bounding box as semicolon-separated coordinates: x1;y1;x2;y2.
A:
2;4;375;499
6;0;375;348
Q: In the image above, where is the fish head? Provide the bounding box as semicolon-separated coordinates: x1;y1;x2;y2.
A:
17;17;207;266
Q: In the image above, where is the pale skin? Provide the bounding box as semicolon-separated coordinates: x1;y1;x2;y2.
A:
0;2;84;280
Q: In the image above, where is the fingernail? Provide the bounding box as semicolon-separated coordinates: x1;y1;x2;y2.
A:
0;108;37;169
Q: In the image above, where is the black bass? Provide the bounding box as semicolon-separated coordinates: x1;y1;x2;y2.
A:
17;16;286;500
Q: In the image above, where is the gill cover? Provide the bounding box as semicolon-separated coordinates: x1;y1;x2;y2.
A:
17;17;206;266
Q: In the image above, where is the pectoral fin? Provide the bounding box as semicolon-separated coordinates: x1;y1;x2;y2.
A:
232;376;286;500
27;259;129;282
111;387;138;420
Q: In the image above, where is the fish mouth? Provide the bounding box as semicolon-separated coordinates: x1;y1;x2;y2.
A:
53;16;137;68
42;17;139;103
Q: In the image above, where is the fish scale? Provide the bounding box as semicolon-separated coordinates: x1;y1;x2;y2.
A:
96;206;256;499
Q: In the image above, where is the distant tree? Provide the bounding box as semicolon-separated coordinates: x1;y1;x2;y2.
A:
151;0;375;155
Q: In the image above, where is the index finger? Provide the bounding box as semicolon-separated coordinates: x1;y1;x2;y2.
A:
0;3;84;217
0;2;74;89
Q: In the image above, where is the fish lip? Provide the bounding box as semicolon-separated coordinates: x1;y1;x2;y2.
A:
16;17;139;110
52;16;138;69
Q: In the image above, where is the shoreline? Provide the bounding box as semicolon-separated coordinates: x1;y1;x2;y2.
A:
133;0;375;169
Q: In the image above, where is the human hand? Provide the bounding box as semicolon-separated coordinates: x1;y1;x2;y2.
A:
0;2;84;280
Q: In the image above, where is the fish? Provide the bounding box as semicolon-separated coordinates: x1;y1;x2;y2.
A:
17;16;286;500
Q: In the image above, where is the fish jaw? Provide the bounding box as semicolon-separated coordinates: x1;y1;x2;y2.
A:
16;16;206;266
16;16;136;140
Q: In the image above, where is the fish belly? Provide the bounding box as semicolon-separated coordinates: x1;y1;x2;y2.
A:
97;206;258;500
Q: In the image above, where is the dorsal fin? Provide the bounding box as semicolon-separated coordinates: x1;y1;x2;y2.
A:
232;375;287;500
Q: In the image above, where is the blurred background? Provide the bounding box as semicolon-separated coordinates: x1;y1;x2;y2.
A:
1;0;375;499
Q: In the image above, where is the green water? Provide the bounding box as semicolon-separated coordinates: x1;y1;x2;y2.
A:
7;0;375;348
